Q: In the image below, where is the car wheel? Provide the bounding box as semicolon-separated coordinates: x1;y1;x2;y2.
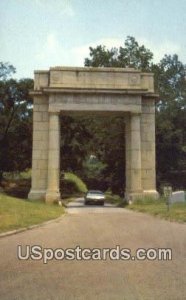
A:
100;201;104;206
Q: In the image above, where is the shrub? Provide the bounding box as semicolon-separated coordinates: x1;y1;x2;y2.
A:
60;172;88;198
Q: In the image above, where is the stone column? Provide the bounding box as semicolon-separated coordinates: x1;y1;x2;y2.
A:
125;113;142;202
125;114;131;197
130;113;142;195
141;98;159;198
45;112;61;203
28;96;49;200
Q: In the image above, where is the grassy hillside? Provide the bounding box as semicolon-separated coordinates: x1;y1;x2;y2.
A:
0;193;64;233
128;197;186;222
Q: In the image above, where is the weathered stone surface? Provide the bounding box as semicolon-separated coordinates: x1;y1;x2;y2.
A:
49;94;142;113
28;96;49;200
170;191;185;204
28;66;159;203
49;67;141;90
45;112;61;203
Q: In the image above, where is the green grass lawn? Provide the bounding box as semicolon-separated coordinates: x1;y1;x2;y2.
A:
0;193;64;233
128;197;186;222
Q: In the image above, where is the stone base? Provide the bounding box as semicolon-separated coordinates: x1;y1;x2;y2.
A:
125;192;143;204
143;190;159;199
45;190;61;204
28;189;46;201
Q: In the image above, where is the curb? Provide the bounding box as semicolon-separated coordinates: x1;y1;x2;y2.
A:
0;214;66;239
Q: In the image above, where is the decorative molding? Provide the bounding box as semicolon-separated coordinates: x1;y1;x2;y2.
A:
129;74;140;86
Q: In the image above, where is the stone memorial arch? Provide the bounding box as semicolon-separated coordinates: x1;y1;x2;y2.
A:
28;67;159;203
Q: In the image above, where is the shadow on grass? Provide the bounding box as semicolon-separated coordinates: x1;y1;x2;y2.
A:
1;179;31;199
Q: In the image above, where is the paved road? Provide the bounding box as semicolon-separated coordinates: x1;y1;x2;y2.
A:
66;197;126;213
0;198;186;300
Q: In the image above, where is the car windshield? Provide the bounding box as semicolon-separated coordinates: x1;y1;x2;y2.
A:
87;190;104;195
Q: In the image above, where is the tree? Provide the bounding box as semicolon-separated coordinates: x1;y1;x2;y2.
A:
154;55;186;188
0;63;93;182
84;37;186;192
0;62;34;180
84;36;154;193
80;116;126;194
60;116;92;173
85;36;153;71
0;62;15;80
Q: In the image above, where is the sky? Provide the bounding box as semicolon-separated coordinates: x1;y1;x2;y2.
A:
1;0;186;79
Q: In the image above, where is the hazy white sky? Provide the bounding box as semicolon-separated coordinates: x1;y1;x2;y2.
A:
1;0;186;79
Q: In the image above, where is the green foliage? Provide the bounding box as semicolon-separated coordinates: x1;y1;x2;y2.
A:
3;169;31;180
85;36;153;71
83;37;155;194
83;155;106;178
0;62;15;80
154;55;186;188
105;192;124;206
0;62;34;179
84;37;186;191
82;154;107;191
78;116;125;194
61;172;87;196
60;116;92;173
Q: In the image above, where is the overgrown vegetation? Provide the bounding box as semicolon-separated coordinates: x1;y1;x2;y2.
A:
0;65;33;181
0;193;64;233
128;197;186;222
61;172;87;198
105;192;124;206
